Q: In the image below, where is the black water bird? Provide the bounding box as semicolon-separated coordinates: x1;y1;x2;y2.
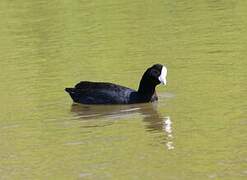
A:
65;64;167;104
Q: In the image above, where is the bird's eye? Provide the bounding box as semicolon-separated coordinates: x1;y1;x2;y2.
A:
150;69;159;77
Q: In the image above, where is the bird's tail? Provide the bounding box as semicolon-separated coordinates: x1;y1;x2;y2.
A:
65;88;75;94
65;88;79;102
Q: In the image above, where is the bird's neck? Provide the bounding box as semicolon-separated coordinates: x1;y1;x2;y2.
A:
137;76;156;99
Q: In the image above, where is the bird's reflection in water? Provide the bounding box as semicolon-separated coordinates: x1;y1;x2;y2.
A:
70;103;174;150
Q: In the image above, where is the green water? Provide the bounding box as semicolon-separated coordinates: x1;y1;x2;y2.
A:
0;0;246;179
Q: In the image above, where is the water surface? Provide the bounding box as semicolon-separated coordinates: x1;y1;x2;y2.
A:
0;0;246;179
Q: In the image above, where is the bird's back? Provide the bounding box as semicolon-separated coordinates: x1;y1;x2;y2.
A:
65;81;135;104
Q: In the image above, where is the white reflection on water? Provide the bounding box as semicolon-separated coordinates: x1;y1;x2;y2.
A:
163;116;174;150
69;102;175;149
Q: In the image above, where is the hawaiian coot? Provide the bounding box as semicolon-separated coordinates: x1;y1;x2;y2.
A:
65;64;167;104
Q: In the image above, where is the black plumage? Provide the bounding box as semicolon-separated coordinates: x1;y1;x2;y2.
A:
65;64;167;104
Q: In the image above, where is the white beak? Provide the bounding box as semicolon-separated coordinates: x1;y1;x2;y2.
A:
158;66;167;85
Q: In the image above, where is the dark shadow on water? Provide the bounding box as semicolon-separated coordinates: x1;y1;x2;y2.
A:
70;102;174;149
